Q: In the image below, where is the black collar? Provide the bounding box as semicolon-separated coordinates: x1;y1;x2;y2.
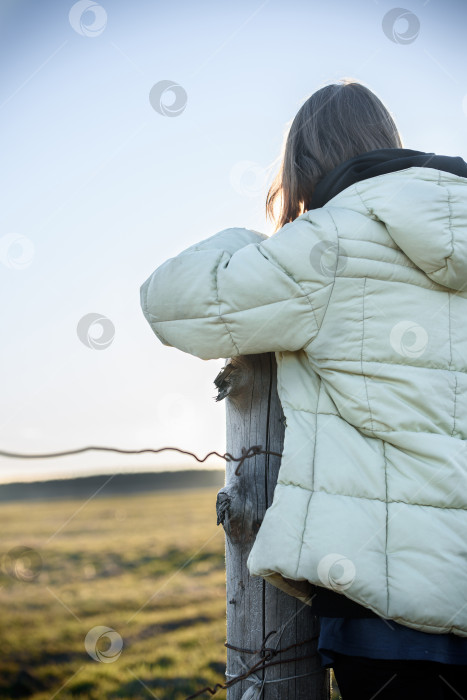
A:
307;147;467;210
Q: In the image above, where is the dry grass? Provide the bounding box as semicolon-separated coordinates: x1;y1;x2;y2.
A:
0;486;339;699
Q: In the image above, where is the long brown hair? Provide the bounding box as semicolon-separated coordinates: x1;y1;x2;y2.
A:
266;78;404;233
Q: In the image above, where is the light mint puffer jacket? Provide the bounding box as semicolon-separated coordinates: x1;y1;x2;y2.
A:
140;166;467;637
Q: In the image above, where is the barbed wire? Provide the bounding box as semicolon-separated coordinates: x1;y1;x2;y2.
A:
185;631;323;699
0;444;283;476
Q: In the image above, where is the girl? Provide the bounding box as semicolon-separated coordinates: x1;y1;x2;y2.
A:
140;79;467;698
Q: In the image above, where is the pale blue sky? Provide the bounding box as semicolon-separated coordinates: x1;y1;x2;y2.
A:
1;0;466;483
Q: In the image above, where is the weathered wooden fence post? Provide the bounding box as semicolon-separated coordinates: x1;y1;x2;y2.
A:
215;353;330;699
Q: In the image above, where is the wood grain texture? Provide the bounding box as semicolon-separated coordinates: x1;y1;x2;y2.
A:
215;353;330;699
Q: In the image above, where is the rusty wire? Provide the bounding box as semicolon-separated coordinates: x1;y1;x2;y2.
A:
184;631;322;699
0;443;282;476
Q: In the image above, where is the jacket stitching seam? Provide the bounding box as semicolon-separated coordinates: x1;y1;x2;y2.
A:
296;361;467;376
339;237;400;252
143;290;332;324
142;281;169;345
383;440;389;616
361;277;375;434
338;252;420;271
279;406;461;434
294;377;321;578
303;210;340;352
214;253;240;356
354;182;374;217
430;171;455;274
451;374;458;437
258;246;321;333
275;482;467;510
334;274;464;294
281;402;464;428
447;293;459;437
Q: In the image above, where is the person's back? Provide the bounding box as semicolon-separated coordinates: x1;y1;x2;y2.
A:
140;78;467;698
252;158;467;628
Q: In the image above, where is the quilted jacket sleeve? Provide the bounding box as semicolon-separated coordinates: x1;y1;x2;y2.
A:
140;211;335;360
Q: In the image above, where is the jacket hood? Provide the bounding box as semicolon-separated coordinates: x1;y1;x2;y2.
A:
308;148;467;292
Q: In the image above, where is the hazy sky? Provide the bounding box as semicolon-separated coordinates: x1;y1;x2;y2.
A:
1;0;466;483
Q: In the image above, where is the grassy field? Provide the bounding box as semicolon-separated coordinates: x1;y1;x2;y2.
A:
0;486;339;699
